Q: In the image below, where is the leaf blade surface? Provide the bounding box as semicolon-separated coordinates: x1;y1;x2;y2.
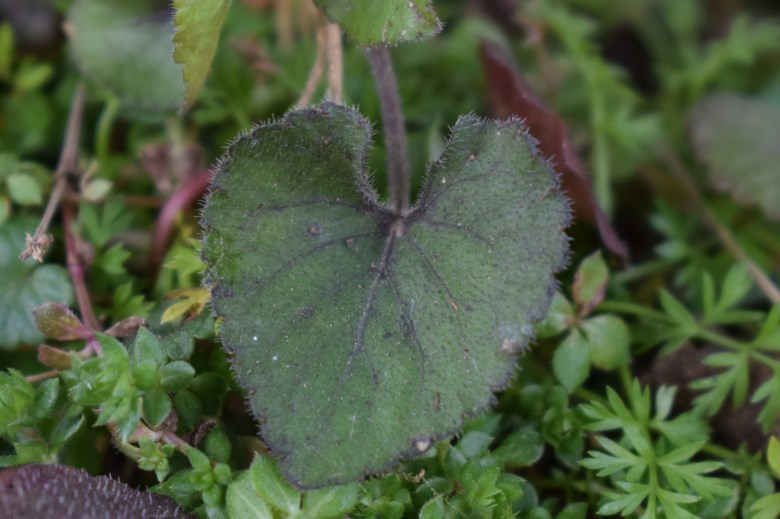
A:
201;103;569;487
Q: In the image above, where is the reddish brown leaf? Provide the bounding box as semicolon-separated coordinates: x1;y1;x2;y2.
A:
105;316;147;337
37;344;73;369
32;302;92;341
0;464;191;518
480;40;629;264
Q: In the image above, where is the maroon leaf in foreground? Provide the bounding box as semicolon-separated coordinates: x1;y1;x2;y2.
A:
32;302;92;341
0;464;191;518
480;40;629;264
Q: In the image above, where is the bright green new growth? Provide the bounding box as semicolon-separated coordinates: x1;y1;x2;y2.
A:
314;0;442;46
173;0;232;111
201;102;569;487
68;0;185;110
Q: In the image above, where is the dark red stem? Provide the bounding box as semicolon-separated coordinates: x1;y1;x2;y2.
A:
148;168;212;284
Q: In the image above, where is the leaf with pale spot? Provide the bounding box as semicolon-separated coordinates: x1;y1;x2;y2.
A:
201;102;569;487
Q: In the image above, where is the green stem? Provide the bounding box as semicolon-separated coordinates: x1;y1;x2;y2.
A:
619;364;633;396
696;329;780;370
365;46;410;214
574;386;609;406
590;94;612;216
95;97;120;167
599;300;668;321
612;258;678;285
700;441;740;461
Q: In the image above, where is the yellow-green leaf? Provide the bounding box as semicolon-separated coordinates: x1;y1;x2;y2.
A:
173;0;232;111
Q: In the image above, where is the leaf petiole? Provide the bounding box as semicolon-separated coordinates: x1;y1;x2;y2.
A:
365;46;410;214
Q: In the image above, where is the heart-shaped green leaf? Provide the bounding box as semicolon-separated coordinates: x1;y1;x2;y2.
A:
68;0;185;110
313;0;441;46
201;103;569;487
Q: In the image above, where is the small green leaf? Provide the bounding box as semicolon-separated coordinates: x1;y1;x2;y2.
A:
68;0;185;110
0;369;35;435
172;0;232;110
132;360;159;391
0;195;10;226
173;390;202;430
201;103;569;487
456;431;494;459
50;414;85;448
572;251;608;316
313;0;442;46
160;361;195;391
301;482;360;518
186;447;211;472
0;23;12;81
493;427;544;468
203;428;232;464
6;173;42;205
13;62;53;93
555;503;588;519
752;493;780;519
226;473;273;519
716;262;752;314
142;389;172;428
419;496;445;519
248;456;300;514
30;378;59;419
535;291;575;338
133;327;165;366
582;315;630;371
553;331;590;392
81;178;113;202
768;437;780;479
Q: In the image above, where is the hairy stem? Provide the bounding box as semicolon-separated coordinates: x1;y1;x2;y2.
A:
366;46;410;213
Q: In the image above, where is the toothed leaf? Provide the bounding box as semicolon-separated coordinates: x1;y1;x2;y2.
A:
172;0;232;111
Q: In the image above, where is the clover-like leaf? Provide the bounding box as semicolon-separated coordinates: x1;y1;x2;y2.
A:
689;93;780;221
172;0;232;111
68;0;185;110
201;102;569;487
313;0;441;46
0;218;73;349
